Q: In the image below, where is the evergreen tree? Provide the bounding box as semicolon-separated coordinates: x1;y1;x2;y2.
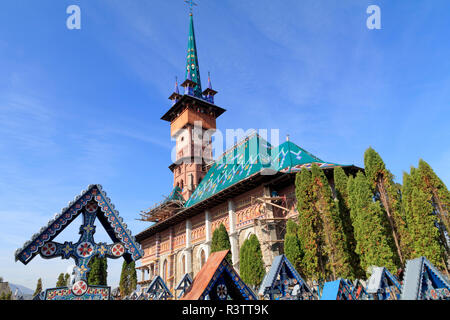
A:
239;238;250;284
284;220;304;275
296;168;324;281
347;172;398;276
119;260;137;297
248;234;265;286
311;165;352;280
56;273;66;287
87;256;108;286
64;273;70;287
239;235;265;287
364;147;405;265
33;278;42;297
295;166;352;281
211;224;232;262
417;159;450;239
402;168;448;270
333;167;364;279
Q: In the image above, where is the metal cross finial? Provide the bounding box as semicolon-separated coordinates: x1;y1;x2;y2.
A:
185;0;198;14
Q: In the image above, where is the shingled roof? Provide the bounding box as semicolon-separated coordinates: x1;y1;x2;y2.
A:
184;133;350;207
136;134;360;241
181;250;256;300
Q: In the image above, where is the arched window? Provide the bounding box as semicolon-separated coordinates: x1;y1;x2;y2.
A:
200;249;206;268
182;255;186;275
162;259;168;281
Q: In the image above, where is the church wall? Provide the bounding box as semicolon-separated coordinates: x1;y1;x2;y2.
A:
191;213;206;245
211;204;229;232
137;179;306;290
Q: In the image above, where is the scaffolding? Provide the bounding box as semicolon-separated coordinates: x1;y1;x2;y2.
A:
138;196;185;223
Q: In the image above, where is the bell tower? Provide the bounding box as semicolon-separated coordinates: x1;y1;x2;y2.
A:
161;12;226;200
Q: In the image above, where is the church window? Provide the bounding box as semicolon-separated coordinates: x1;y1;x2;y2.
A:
163;259;168;281
200;249;206;268
182;255;186;275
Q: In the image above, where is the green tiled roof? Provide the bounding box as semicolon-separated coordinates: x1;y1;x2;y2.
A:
184;134;350;208
167;186;185;202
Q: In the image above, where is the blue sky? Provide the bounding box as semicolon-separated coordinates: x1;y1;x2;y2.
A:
1;0;449;291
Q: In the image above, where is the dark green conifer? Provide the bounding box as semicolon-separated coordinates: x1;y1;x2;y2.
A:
296;168;324;281
33;278;43;297
284;220;304;275
211;224;232;262
311;164;352;280
239;235;265;287
402;167;448;270
347;172;398;276
295;166;352;281
119;260;137;297
64;273;70;286
56;273;66;287
417;159;450;237
239;238;250;284
87;256;108;285
364;147;405;265
334;167;364;278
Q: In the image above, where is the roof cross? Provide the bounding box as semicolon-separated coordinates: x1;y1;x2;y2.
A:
184;0;198;14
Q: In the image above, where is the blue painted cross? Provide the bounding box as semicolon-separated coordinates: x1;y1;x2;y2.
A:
39;200;126;282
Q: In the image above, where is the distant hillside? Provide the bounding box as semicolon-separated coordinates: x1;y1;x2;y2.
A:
8;283;34;299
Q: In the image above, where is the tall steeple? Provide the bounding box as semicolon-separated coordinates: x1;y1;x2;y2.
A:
161;4;226;201
185;13;202;98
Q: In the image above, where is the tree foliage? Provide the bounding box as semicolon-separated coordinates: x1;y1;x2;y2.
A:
33;278;42;297
119;260;137;297
211;224;232;262
87;256;108;286
284;220;304;275
402;167;448;270
347;172;398;276
239;234;265;287
56;273;66;287
364;147;405;265
334;167;364;279
295;165;352;281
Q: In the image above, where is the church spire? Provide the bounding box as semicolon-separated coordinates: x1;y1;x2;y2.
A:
185;12;202;98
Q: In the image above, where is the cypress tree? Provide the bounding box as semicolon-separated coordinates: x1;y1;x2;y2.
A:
119;260;137;297
64;273;70;286
296;168;324;281
417;159;450;238
247;234;265;287
311;164;352;280
56;273;66;287
239;239;250;284
333;167;364;279
211;224;232;262
347;172;398;276
295;165;352;281
284;220;304;275
364;147;405;265
402;168;447;270
33;278;43;297
88;256;108;286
